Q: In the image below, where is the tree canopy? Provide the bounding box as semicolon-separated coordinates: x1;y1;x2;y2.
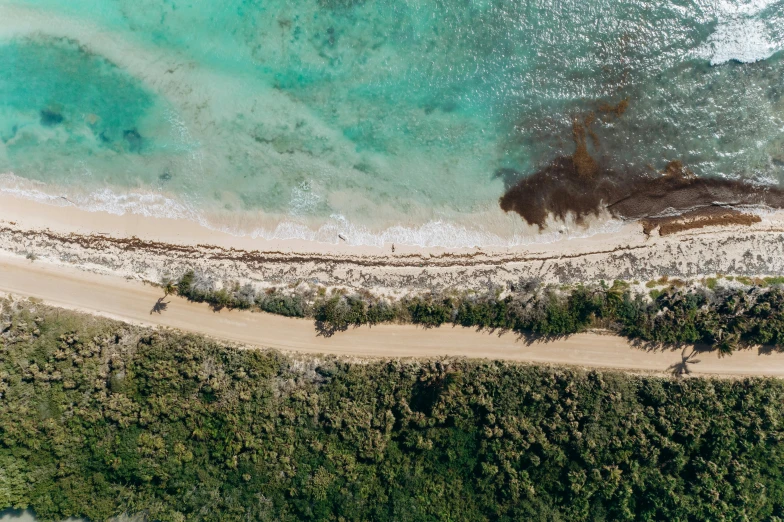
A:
2;299;784;521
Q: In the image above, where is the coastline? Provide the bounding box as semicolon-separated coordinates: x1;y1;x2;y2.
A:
2;192;784;295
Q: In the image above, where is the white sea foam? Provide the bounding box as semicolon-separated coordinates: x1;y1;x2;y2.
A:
713;0;779;17
288;181;322;217
0;172;624;249
697;0;783;67
701;18;781;65
247;214;625;248
0;172;207;224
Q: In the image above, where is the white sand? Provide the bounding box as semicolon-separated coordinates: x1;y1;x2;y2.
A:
2;192;784;374
2;193;784;296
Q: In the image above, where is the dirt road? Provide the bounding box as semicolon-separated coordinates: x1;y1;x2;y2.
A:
2;255;783;377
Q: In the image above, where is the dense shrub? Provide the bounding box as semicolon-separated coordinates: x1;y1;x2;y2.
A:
314;294;399;331
257;292;308;317
406;296;455;327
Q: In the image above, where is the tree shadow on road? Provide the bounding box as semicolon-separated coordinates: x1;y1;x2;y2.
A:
667;347;702;378
150;297;170;315
314;320;348;338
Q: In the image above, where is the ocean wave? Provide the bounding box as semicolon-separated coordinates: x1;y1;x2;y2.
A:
248;215;624;249
0;172;624;249
0;172;210;229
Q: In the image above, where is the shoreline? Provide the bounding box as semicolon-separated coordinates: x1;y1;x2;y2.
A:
2;193;784;294
3;253;784;377
0;172;622;250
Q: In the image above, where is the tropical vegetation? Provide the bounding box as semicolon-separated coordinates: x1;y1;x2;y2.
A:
2;299;784;521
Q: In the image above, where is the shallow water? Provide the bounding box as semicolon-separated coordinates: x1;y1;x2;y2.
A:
0;0;782;246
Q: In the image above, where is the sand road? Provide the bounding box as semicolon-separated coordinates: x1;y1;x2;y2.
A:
2;255;783;377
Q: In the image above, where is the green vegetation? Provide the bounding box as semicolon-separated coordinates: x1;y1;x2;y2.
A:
173;271;784;355
2;299;784;521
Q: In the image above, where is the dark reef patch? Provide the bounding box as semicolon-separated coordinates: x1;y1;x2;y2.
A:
40;108;64;127
317;0;365;9
123;129;143;153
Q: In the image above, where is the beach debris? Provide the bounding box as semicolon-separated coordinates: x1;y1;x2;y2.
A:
338;234;347;242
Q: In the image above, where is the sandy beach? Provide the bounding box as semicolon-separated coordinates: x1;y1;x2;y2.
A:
3;193;784;297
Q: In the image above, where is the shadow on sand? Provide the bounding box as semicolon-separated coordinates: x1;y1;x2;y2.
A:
149;297;170;315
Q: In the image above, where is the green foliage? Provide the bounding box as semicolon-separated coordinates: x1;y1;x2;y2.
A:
170;271;784;350
406;296;454;327
257;292;307;317
2;301;784;521
313;293;398;332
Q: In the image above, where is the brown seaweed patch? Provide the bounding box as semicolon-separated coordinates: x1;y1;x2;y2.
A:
500;158;784;230
498;156;624;227
501;101;784;232
598;98;629;117
606;162;784;221
571;117;599;178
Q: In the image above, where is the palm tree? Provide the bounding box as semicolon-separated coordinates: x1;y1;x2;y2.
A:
716;334;738;358
162;279;177;297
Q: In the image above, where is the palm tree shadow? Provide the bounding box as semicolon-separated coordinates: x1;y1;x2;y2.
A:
667;346;701;378
150;297;170;315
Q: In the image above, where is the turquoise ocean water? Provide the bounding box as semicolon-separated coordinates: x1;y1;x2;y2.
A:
0;0;782;246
